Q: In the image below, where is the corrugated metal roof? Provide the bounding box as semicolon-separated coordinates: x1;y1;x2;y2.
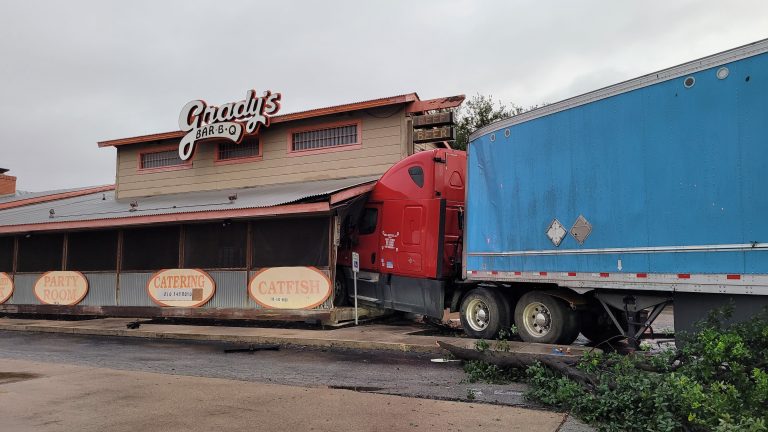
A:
0;176;378;229
0;185;105;205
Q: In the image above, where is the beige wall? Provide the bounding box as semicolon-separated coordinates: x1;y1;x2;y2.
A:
414;142;440;152
115;106;410;199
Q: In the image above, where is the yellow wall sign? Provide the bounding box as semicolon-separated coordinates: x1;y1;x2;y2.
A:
146;269;216;307
249;267;331;310
34;271;89;305
0;272;13;304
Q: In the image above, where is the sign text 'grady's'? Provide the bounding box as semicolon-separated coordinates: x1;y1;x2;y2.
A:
178;90;281;160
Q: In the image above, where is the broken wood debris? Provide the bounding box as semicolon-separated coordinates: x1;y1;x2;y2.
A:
223;344;280;354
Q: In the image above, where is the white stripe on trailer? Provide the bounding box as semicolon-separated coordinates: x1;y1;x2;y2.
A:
466;242;768;257
465;270;768;295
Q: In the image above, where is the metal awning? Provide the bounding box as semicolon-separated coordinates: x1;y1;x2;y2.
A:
0;176;378;234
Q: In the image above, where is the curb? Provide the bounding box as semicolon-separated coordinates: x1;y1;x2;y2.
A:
0;322;445;354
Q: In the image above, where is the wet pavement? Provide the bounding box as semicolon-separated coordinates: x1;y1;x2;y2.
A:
0;358;569;432
0;308;675;431
0;330;595;431
0;329;532;406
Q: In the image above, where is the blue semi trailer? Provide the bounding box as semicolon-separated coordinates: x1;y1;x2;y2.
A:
460;39;768;345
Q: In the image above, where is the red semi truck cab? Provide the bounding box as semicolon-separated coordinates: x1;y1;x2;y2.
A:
337;148;466;317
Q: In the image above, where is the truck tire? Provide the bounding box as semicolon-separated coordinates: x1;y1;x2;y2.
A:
460;287;510;339
333;272;349;307
514;292;580;344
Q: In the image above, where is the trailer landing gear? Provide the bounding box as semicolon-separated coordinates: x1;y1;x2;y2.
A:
580;299;624;344
594;292;672;348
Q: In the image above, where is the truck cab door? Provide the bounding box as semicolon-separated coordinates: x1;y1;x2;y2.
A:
377;193;443;316
345;203;388;305
379;200;441;279
433;149;466;278
355;204;381;272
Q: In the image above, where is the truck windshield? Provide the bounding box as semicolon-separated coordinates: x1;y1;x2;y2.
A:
359;208;378;235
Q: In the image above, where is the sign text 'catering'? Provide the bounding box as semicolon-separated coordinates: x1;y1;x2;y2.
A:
146;269;216;308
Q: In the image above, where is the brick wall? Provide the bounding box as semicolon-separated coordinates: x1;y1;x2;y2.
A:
0;175;16;195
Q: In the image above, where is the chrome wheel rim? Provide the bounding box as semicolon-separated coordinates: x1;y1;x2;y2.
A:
522;301;552;338
465;298;491;331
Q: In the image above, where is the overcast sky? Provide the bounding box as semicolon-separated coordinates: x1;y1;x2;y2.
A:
1;1;766;191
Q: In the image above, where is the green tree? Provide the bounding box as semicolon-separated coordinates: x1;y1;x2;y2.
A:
453;94;539;151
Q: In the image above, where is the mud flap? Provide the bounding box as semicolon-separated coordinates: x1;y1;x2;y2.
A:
387;275;446;318
342;270;445;318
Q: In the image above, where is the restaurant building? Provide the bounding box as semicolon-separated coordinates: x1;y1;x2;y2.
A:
0;91;463;323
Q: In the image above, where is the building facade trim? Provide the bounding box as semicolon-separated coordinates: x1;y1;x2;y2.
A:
0;202;330;234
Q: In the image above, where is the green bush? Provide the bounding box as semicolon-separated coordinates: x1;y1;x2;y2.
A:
463;359;523;384
524;308;768;432
527;353;684;431
462;307;768;431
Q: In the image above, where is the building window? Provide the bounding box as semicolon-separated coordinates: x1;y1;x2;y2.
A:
217;137;260;161
67;230;118;272
184;222;247;269
251;217;329;268
0;236;13;272
122;226;180;271
291;122;360;152
17;233;64;273
140;149;186;169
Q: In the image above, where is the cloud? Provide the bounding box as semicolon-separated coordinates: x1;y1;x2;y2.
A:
1;0;766;191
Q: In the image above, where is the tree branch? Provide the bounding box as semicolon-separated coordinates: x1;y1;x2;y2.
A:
436;340;599;390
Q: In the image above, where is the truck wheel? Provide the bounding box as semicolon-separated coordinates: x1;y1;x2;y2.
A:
514;292;580;344
333;272;349;307
580;301;625;344
460;287;510;339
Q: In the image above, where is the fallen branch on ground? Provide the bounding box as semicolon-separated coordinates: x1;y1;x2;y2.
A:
436;340;599;390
